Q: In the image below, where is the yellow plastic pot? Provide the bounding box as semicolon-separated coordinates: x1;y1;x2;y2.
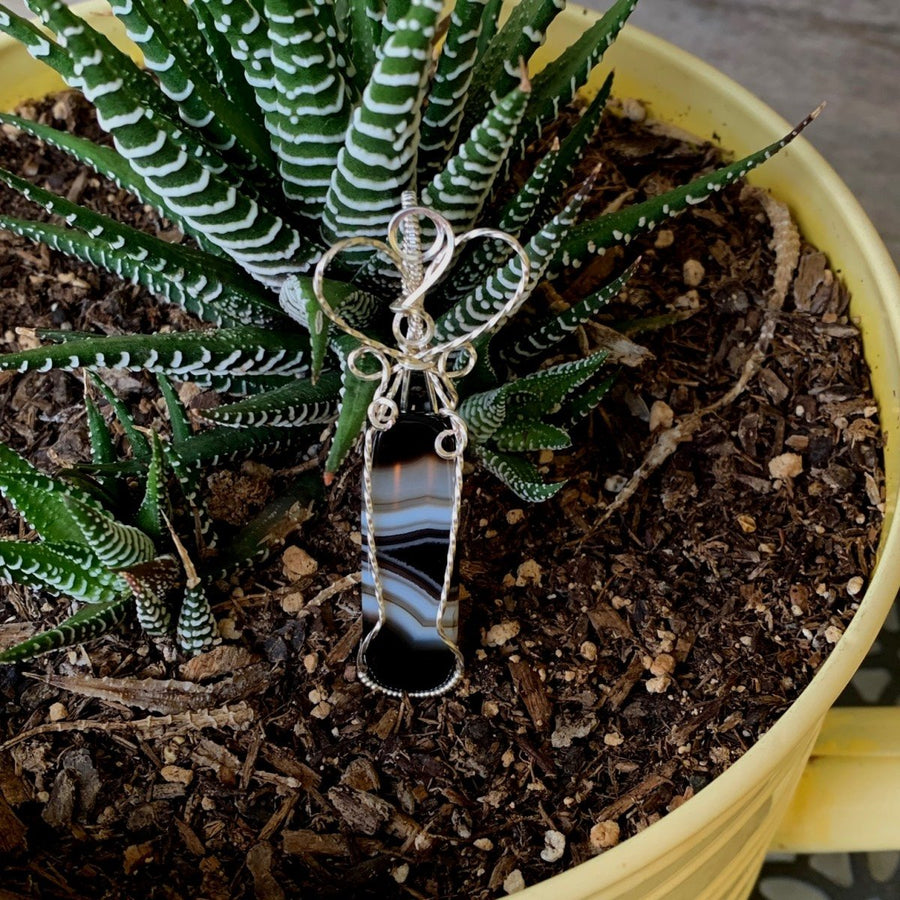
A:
1;3;899;898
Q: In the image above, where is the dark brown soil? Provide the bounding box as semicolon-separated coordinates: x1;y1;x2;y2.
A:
0;93;884;899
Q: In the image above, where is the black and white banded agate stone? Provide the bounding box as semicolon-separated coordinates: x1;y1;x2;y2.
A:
361;412;460;696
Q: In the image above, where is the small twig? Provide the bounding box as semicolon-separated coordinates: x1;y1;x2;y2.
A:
587;189;802;533
0;702;255;751
296;571;361;617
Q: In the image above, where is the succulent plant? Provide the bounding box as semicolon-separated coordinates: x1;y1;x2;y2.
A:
0;371;319;662
0;0;817;660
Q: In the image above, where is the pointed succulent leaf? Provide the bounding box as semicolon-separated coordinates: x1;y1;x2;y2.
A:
63;495;157;569
88;372;151;463
0;6;73;78
176;583;219;654
0;444;107;544
172;422;323;469
201;371;342;428
84;389;116;466
194;0;276;102
185;0;270;124
0;327;309;385
560;108;823;267
0;216;281;328
526;70;613;219
474;0;502;60
279;275;382;380
156;374;192;447
458;385;508;443
443;142;565;302
324;335;379;475
497;143;561;234
24;0;229;173
108;0;275;169
475;447;563;503
0;540;124;605
515;0;635;156
559;374;615;427
421;82;530;235
345;0;384;92
136;434;169;541
462;0;565;135
493;422;572;452
263;0;354;213
23;0;189;126
0;595;132;665
0;168;282;326
417;0;492;178
506;351;609;412
27;0;314;286
501;259;637;366
322;0;443;254
435;172;595;343
119;555;182;638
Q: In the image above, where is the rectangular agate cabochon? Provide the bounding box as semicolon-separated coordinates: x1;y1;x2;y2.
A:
361;412;460;695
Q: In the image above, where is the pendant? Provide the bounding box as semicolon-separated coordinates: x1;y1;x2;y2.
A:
360;411;461;695
311;192;531;697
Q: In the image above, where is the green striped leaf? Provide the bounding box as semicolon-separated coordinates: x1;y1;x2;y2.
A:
323;335;379;475
109;0;276;170
519;70;613;224
0;327;309;385
0;595;132;664
417;0;492;179
201;371;342;427
422;82;530;235
84;390;116;466
27;0;314;286
0;6;73;79
193;0;275;102
0;444;107;544
176;583;219;654
462;0;564;135
119;555;182;637
0;541;123;605
136;434;168;541
263;0;354;213
435;172;596;344
475;447;563;502
501;259;637;366
322;0;443;252
0;111;224;258
346;0;384;92
186;0;269;124
560;108;822;267
157;373;192;446
88;371;151;462
560;374;615;427
0;216;280;327
514;0;635;157
0;168;281;326
494;421;571;452
63;495;157;569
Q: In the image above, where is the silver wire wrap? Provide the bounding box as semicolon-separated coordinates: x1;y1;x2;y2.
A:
313;192;531;697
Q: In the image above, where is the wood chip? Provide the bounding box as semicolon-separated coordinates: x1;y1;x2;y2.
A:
508;659;552;730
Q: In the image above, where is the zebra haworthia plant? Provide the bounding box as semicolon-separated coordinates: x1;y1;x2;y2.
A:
0;0;817;661
0;371;322;663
